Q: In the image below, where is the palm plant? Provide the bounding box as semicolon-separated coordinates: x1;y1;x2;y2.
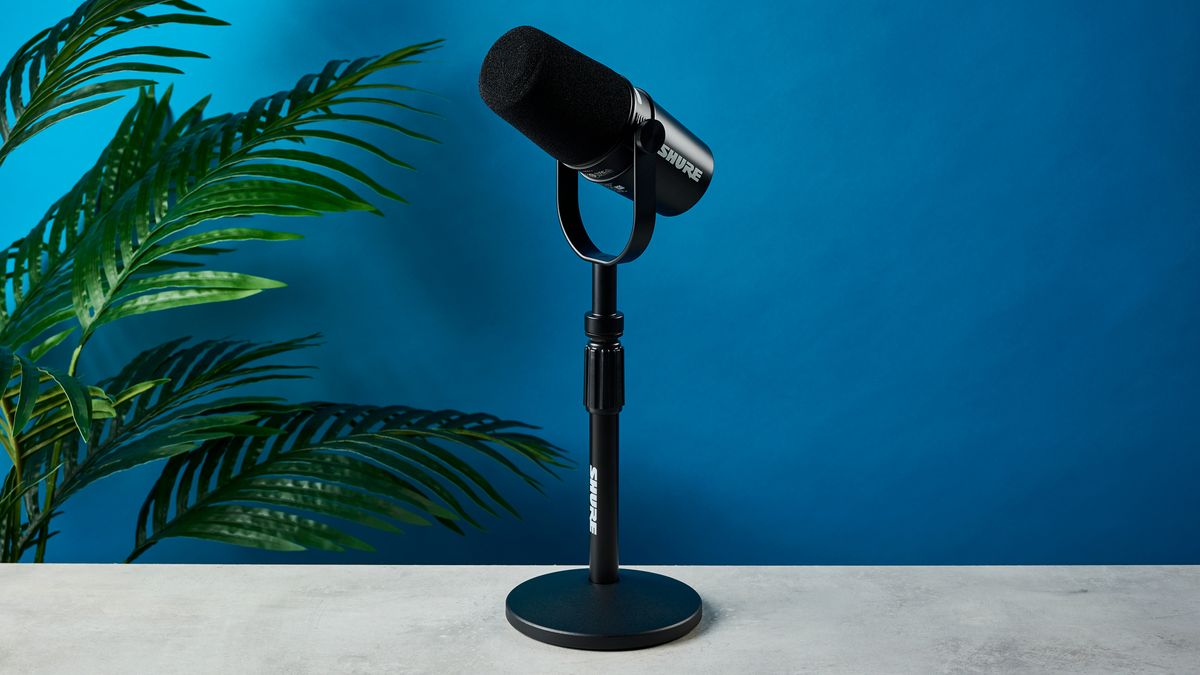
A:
0;0;566;563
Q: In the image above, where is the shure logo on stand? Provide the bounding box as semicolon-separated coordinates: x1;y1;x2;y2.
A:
658;144;703;182
589;465;599;535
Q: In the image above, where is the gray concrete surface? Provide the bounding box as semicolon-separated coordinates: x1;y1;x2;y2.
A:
0;565;1196;674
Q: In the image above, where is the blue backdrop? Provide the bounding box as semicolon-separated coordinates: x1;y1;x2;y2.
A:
2;1;1197;564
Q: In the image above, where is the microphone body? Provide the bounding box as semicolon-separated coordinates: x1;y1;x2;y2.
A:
571;86;713;216
479;26;714;216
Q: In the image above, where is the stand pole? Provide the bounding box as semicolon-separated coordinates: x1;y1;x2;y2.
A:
586;263;621;584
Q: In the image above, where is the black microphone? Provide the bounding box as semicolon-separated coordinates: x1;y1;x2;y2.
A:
485;26;708;651
479;26;714;216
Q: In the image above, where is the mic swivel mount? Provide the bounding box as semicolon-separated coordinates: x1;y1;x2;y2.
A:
557;118;665;266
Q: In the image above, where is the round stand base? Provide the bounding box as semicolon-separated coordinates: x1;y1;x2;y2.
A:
505;568;702;651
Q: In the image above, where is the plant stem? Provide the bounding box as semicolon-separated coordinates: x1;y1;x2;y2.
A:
4;477;20;562
32;341;84;563
0;395;19;478
32;440;62;563
0;391;26;561
67;343;83;377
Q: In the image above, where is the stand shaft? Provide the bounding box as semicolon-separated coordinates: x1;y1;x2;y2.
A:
589;414;619;583
586;264;622;584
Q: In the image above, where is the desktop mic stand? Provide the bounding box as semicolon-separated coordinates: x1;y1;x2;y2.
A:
505;120;703;651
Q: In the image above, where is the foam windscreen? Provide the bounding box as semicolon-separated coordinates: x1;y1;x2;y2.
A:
479;26;632;167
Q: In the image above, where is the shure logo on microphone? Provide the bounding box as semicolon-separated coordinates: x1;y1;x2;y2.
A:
589;465;599;535
658;144;703;182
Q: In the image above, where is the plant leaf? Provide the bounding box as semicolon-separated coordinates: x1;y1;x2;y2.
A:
0;0;223;166
43;367;93;441
46;335;318;505
27;328;75;362
68;42;442;338
128;401;569;560
0;88;202;353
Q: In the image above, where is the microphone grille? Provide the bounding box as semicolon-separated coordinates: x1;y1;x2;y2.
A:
479;26;632;166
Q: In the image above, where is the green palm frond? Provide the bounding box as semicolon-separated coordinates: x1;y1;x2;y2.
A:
0;347;114;562
128;403;570;561
5;335;311;559
0;0;223;167
0;87;205;355
0;460;63;561
48;335;319;504
0;347;105;460
70;41;441;342
0;0;563;566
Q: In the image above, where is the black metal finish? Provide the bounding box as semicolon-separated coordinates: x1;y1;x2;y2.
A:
585;263;622;584
567;86;714;217
506;569;703;651
557;118;662;266
506;122;702;651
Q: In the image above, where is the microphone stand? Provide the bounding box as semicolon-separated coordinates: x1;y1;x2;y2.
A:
505;120;703;650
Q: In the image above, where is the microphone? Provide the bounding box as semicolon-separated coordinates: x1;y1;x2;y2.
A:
479;26;714;216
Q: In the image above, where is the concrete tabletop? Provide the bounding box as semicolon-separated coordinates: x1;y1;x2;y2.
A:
0;565;1196;673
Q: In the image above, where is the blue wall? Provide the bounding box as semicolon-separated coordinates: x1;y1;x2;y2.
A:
2;1;1197;564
